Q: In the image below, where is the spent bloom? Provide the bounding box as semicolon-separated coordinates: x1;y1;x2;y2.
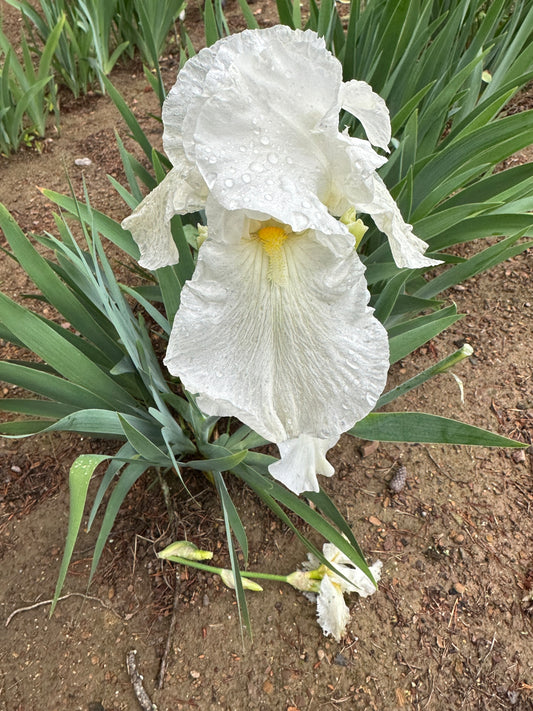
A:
120;26;437;493
300;543;382;642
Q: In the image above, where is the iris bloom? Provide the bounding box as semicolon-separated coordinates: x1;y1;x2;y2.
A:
120;26;437;493
302;543;382;642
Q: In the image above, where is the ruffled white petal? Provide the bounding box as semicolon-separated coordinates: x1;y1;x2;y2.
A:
340;80;391;151
164;211;389;493
268;434;337;494
324;133;386;217
121;165;207;270
353;174;443;269
316;574;350;642
162;41;223;165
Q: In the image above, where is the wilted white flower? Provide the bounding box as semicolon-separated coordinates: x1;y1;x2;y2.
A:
123;25;440;270
303;543;382;642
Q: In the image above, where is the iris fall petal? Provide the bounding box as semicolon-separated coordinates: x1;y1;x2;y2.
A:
164;208;389;493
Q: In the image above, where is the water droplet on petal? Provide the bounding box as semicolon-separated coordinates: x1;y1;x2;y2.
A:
267;153;278;165
224;178;234;188
260;136;270;146
242;173;251;183
250;161;263;172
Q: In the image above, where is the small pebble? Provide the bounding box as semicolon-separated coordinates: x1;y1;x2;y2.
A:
333;652;349;667
190;670;200;679
87;703;105;711
512;450;526;464
360;440;379;457
507;691;519;705
75;157;92;167
389;465;407;493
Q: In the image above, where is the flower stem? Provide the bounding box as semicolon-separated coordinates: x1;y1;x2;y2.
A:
163;555;290;583
375;344;473;408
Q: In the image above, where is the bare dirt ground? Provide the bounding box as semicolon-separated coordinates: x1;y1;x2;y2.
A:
0;2;532;710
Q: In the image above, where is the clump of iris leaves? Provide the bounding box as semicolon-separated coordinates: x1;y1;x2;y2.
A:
0;0;531;632
0;0;185;153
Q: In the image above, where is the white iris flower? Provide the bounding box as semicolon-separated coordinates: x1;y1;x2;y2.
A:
120;26;438;493
303;543;382;642
123;25;440;270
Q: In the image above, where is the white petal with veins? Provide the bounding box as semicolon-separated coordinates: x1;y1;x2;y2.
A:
164;209;389;493
316;574;350;642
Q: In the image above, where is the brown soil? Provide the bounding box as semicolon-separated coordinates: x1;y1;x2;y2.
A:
0;2;532;710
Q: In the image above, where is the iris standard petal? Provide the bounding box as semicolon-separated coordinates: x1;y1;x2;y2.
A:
188;29;343;234
155;27;439;269
316;574;351;642
164;213;389;493
340;80;392;151
121;165;207;270
162;40;225;165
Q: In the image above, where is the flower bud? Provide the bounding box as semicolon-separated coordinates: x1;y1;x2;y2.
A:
158;541;213;561
340;207;368;248
219;569;263;591
197;223;209;248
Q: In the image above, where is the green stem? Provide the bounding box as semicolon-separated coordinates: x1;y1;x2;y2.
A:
376;344;473;408
165;555;290;583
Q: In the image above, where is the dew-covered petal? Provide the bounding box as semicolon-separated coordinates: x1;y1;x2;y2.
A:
324;133;386;217
316;574;350;642
268;434;337;494
164;216;389;493
340;80;391;151
186;29;344;233
162;41;224;165
121;165;207;271
354;174;443;269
